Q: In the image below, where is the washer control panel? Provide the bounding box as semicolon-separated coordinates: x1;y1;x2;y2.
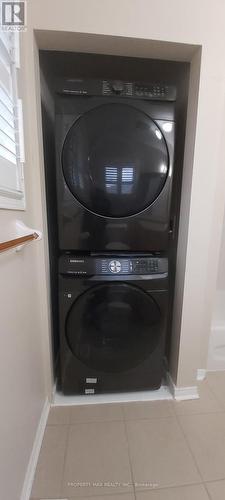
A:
108;260;122;273
59;255;168;276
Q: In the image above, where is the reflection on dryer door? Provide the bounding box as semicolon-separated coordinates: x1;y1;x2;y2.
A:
62;103;169;218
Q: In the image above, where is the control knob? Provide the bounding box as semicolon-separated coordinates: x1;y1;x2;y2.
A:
109;260;121;273
111;81;124;94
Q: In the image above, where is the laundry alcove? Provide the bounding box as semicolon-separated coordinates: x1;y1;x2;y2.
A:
32;29;205;398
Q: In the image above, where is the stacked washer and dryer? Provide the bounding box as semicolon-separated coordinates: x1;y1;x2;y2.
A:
55;79;176;395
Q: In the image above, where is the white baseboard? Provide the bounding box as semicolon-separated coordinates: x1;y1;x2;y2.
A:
167;372;199;401
51;379;57;403
20;398;50;500
54;384;173;406
197;368;207;381
53;373;200;405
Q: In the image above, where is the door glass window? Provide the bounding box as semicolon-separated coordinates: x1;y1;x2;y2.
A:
66;283;161;373
62;103;169;218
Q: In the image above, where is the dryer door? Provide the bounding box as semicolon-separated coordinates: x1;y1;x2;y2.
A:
66;283;162;373
62;103;169;218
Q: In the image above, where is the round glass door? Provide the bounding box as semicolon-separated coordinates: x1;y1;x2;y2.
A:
66;283;161;373
62;103;169;218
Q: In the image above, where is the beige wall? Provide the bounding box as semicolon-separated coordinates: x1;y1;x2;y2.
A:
0;217;45;500
216;211;225;291
0;33;53;500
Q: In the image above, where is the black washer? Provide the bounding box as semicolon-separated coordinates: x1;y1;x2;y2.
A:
58;254;168;395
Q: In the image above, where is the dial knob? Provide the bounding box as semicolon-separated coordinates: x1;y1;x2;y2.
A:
111;81;124;94
109;260;121;273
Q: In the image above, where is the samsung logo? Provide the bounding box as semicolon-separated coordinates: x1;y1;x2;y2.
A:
69;259;85;263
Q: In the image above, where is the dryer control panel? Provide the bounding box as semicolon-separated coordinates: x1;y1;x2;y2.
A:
59;255;168;277
57;78;176;101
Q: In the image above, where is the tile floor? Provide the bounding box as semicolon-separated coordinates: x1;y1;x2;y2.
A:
30;372;225;500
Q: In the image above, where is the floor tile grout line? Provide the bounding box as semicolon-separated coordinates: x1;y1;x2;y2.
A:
168;399;177;417
52;400;212;422
122;414;138;500
34;392;225;500
59;406;72;500
68;404;73;426
173;408;206;485
65;492;136;499
47;394;225;497
204;477;225;484
204;482;214;500
206;377;225;409
175;403;225;486
120;414;179;422
121;402;126;421
46;407;225;427
31;492;135;499
29;482;216;498
30;423;70;500
49;404;216;493
203;378;220;398
48;416;186;426
59;422;71;498
173;408;225;417
69;417;124;425
204;479;225;500
57;417;135;499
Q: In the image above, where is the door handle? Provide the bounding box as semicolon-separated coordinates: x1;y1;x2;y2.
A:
169;215;176;239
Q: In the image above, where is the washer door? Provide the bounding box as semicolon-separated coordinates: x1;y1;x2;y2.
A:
66;283;161;373
62;103;169;218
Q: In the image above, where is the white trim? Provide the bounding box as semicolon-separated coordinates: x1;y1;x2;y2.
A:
51;379;57;403
167;372;199;401
14;32;20;69
20;398;50;500
0;188;25;209
0;186;23;199
17;98;25;163
53;385;173;406
197;368;207;381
